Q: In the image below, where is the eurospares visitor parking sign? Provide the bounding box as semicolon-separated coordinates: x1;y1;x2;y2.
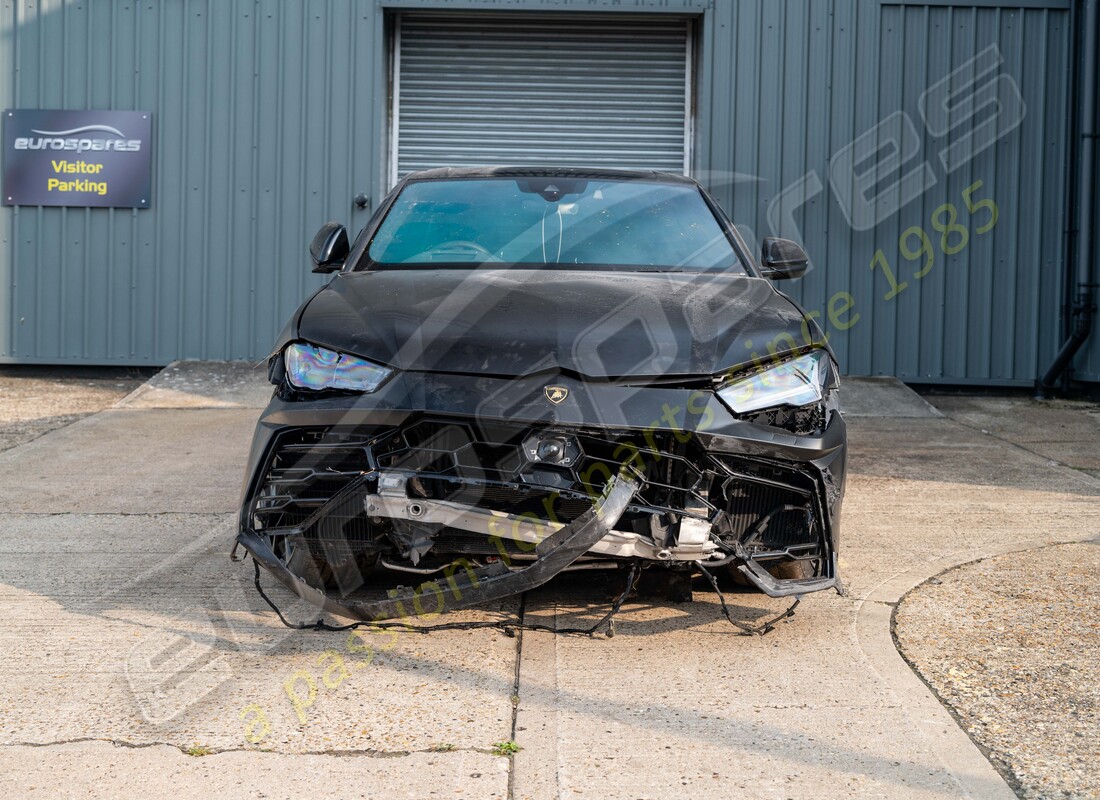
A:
2;109;152;208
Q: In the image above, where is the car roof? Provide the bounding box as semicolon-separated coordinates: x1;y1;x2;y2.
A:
401;166;698;185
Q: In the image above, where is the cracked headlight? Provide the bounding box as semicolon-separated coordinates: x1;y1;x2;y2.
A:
284;343;393;392
717;350;829;414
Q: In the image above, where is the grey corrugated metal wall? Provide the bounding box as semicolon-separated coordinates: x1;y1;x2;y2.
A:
699;0;1074;385
0;0;1091;384
0;0;387;363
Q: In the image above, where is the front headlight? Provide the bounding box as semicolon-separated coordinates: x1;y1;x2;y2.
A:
717;350;829;414
284;343;393;393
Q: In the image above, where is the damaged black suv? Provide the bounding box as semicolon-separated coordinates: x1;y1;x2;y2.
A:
237;167;846;623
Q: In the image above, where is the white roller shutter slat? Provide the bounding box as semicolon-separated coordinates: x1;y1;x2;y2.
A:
392;13;691;181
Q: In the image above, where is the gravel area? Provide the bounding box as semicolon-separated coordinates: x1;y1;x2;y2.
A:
0;365;153;453
895;541;1100;800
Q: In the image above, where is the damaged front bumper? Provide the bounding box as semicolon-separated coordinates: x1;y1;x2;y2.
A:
236;372;847;620
237;471;640;623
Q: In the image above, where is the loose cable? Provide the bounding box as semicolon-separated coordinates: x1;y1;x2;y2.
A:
696;563;800;636
253;558;640;638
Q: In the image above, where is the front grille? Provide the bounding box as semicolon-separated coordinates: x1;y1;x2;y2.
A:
251;429;378;551
713;455;820;556
248;417;827;563
369;419;721;522
724;483;814;547
374;420;525;479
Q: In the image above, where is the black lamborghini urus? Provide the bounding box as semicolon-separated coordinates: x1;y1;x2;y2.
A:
236;167;846;623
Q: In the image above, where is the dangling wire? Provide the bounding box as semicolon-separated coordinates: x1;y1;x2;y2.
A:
253;558;641;638
253;557;796;638
696;563;800;636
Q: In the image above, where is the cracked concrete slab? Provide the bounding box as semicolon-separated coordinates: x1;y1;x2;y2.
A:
513;583;1016;800
0;513;519;756
0;741;509;799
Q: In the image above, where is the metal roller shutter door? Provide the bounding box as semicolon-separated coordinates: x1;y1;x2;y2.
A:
392;13;691;182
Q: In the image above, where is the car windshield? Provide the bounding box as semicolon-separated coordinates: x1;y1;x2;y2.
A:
365;177;743;272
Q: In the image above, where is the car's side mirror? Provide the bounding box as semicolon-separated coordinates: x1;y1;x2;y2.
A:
760;237;810;280
310;222;350;273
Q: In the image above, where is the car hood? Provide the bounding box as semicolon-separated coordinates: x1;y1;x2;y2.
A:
296;269;818;379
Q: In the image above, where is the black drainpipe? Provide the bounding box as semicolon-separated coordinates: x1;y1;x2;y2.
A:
1038;0;1099;397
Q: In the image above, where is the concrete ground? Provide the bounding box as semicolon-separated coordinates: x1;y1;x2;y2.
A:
0;366;150;453
0;363;1096;799
896;391;1100;800
926;394;1100;482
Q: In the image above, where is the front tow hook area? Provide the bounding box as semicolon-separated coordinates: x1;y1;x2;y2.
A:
236;470;641;623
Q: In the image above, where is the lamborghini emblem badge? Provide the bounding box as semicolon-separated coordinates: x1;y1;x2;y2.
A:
544;386;569;405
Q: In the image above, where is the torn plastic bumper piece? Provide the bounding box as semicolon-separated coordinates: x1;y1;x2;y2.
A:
236;470;641;623
733;542;842;598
